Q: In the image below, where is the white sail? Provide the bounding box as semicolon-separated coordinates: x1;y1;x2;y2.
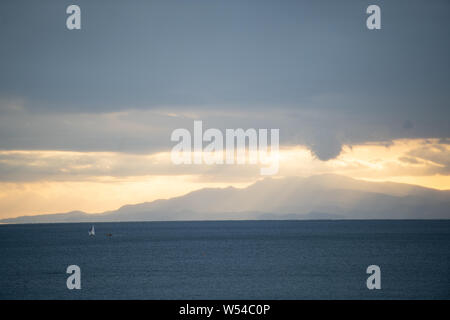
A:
88;225;95;236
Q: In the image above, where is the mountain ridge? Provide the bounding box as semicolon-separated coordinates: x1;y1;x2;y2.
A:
1;174;449;224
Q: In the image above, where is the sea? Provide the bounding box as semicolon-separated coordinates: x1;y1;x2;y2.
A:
0;220;449;299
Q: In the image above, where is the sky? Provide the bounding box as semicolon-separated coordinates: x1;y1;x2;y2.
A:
0;0;449;218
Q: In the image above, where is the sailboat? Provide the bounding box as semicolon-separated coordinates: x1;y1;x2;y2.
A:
88;225;95;236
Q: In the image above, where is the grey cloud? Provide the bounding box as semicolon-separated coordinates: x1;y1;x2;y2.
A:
1;0;449;113
403;120;414;130
305;134;342;161
0;105;449;162
0;0;449;162
398;156;422;165
407;145;450;174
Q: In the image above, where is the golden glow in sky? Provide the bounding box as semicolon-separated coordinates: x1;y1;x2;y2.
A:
0;138;448;219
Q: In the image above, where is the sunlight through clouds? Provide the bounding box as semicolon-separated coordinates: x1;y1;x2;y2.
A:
0;138;448;218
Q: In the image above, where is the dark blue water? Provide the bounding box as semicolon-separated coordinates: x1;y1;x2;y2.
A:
0;220;449;299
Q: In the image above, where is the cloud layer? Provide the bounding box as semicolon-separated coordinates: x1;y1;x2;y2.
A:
0;1;449;218
1;1;449;160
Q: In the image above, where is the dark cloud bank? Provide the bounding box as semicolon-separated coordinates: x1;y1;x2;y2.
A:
0;0;449;160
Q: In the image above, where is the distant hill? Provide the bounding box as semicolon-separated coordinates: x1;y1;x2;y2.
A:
1;174;449;224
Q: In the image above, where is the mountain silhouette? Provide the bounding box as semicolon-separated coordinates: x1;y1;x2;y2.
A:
2;174;449;223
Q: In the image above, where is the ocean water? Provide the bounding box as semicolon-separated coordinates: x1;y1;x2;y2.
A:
0;220;448;299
